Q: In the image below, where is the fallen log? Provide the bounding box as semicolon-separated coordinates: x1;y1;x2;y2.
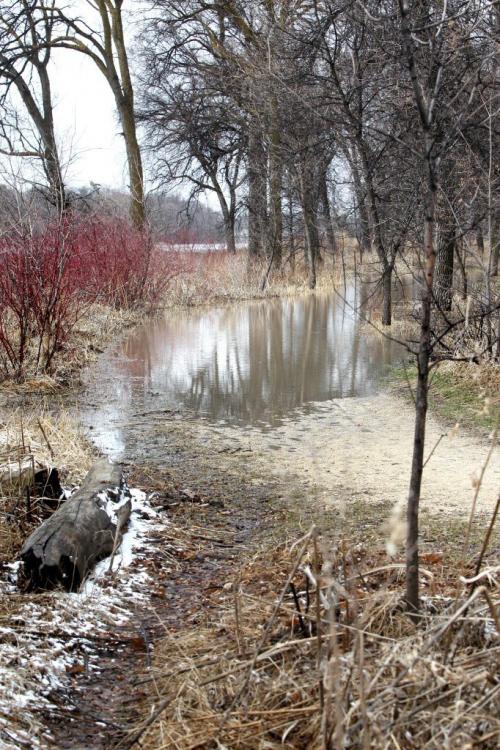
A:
20;458;131;591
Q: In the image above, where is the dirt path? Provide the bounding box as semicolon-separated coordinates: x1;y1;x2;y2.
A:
185;393;499;519
3;381;497;748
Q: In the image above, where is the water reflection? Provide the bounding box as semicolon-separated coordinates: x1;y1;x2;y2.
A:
115;286;402;426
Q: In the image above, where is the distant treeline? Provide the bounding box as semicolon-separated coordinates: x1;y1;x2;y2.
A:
0;185;226;244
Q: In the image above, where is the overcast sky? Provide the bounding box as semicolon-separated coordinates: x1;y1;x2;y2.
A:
50;49;127;190
0;1;141;192
0;3;218;208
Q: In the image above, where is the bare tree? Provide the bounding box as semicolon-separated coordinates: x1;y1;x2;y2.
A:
0;0;67;213
52;0;145;228
316;2;419;324
139;19;245;252
395;0;497;612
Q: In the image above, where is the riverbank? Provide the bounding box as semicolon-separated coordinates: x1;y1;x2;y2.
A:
0;303;142;395
388;360;499;435
0;266;498;749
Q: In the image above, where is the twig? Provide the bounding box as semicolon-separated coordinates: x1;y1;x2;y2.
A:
116;686;185;750
233;573;244;655
462;424;498;568
37;418;55;460
423;432;446;468
217;528;314;731
289;581;308;637
473;493;500;582
480;588;500;633
358;631;370;750
313;527;325;711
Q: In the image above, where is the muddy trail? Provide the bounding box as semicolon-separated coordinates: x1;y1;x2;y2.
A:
2;291;498;749
41;417;295;750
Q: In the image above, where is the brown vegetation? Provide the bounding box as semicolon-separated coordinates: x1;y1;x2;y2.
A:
131;530;499;749
0;410;95;564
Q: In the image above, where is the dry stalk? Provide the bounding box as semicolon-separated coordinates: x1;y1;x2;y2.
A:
134;528;499;750
218;528;314;728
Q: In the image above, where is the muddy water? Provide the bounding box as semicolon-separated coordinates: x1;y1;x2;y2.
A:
80;282;499;520
82;287;403;455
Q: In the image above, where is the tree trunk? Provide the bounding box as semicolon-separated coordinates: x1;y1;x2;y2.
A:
490;217;499;277
247;126;267;259
288;190;296;270
225;214;236;253
215;188;236;253
476;220;485;258
268;113;283;269
305;213;319;290
120;96;146;230
357;145;394;324
406;177;437;614
349;151;371;258
21;459;131;591
435;222;456;311
300;164;320;290
38;66;68;215
381;265;393;325
107;1;146;229
41;126;68;216
319;170;337;256
11;63;68;215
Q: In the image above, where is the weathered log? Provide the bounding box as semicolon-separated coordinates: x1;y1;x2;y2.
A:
20;459;131;591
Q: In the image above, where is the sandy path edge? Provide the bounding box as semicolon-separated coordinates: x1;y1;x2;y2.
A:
189;393;499;519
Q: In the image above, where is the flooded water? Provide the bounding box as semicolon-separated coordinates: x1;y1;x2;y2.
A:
82;285;404;455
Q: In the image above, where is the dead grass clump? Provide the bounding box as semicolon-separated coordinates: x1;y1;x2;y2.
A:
437;360;500;403
162;252;339;309
0;409;96;562
44;301;143;386
131;533;499;750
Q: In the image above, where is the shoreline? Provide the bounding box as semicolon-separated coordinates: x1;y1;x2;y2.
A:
0;284;498;748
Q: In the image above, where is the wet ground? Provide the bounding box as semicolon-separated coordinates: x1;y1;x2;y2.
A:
78;286;498;522
8;287;498;749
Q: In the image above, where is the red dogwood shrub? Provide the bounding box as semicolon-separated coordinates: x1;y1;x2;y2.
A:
0;222;87;377
0;215;191;379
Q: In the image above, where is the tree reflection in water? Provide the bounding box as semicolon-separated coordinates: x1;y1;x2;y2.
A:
118;284;403;427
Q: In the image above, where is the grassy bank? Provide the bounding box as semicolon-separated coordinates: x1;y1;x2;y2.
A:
161;250;342;307
389;360;499;434
0;303;144;395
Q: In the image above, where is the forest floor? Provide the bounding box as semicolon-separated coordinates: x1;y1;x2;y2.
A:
0;259;498;748
1;386;497;748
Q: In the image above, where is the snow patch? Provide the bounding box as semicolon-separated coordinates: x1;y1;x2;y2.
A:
0;487;168;749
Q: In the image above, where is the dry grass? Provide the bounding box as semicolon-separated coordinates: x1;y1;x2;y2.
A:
56;302;142;380
128;531;499;750
0;303;142;393
437;360;500;401
162;251;341;309
0;408;96;562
